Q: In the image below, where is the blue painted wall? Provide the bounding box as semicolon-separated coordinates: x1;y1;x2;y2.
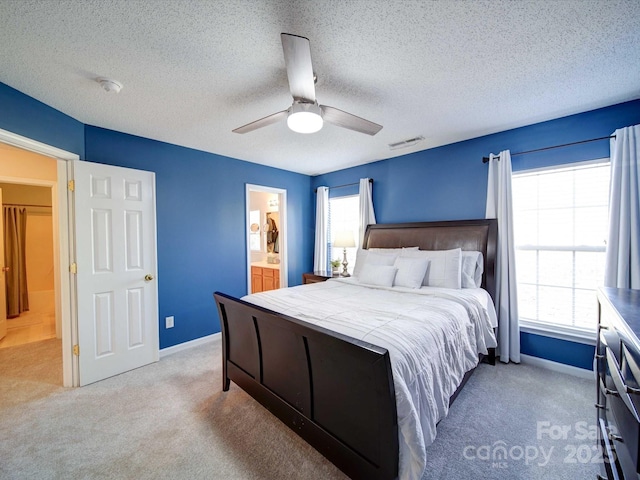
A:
520;333;595;370
0;80;313;349
313;100;640;224
84;126;314;348
1;77;638;364
0;82;85;158
312;99;640;369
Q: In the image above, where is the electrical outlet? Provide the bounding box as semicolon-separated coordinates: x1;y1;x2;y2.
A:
165;316;174;329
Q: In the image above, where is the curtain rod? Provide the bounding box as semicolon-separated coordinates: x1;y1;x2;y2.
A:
314;178;373;193
3;203;52;208
481;135;616;163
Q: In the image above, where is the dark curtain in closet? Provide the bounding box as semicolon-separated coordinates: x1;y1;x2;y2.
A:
4;206;29;318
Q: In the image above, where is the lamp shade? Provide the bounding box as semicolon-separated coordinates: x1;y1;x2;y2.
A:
333;230;356;248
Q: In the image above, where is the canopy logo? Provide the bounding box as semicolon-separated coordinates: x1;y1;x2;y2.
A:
463;421;612;469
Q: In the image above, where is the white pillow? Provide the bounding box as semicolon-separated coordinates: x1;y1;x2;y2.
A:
353;249;399;278
393;257;430;289
400;248;462;289
358;264;398;287
461;251;484;288
368;247;420;253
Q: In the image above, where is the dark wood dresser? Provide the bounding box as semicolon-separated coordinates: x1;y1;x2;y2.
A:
596;287;640;480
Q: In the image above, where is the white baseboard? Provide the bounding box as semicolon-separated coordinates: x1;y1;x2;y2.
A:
159;332;221;358
520;354;594;380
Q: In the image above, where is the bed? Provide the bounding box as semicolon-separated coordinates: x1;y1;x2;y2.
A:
214;219;498;480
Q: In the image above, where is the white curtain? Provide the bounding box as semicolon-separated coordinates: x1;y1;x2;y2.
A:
314;186;329;272
605;124;640;289
485;150;520;364
358;178;376;248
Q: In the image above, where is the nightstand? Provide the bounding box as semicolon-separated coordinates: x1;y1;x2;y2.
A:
302;271;338;284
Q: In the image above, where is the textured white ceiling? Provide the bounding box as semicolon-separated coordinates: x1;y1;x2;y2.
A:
1;0;638;175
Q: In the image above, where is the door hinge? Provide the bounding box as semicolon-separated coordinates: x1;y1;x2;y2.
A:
68;180;75;191
69;263;77;274
73;344;79;356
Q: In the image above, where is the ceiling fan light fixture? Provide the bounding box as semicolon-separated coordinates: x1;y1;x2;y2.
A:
287;102;323;134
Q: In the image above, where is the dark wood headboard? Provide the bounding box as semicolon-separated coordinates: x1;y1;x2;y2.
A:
362;219;498;302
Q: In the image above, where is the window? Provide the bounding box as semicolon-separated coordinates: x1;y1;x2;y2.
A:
329;195;359;274
512;161;610;335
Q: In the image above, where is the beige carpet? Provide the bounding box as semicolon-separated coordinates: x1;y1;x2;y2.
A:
0;338;63;408
0;337;597;479
0;337;346;480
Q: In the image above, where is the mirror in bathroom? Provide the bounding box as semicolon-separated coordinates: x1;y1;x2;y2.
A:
249;210;261;251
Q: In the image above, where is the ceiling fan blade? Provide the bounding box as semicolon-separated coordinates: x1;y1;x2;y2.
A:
320;105;383;136
232;110;288;134
281;33;316;103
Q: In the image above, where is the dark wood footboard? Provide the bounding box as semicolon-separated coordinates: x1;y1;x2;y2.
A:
214;292;399;480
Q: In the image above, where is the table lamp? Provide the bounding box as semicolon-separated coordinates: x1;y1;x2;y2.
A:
333;230;356;277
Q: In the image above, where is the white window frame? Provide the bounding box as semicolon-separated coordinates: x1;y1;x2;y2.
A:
513;158;610;346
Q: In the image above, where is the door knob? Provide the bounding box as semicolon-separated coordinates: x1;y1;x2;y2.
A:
144;274;154;281
1;266;8;272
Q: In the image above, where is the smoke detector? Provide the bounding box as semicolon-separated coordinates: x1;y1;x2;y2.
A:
97;78;123;93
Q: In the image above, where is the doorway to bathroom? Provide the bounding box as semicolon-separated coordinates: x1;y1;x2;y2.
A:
0;141;62;392
246;184;287;294
0;182;56;349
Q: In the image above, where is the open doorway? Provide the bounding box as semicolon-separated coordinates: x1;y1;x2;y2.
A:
246;184;287;294
1;128;160;388
0;142;63;390
0;183;56;348
0;130;75;388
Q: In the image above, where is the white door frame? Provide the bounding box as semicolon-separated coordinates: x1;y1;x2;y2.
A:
245;184;288;294
0;128;78;387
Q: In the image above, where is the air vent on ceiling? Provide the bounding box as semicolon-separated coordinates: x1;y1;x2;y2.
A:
388;136;424;150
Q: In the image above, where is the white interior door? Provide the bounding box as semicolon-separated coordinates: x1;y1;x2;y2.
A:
0;188;6;340
73;161;158;386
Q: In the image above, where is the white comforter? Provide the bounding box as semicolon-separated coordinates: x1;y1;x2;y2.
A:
242;277;497;480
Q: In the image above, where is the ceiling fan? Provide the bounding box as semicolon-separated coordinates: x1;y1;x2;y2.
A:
233;33;383;136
